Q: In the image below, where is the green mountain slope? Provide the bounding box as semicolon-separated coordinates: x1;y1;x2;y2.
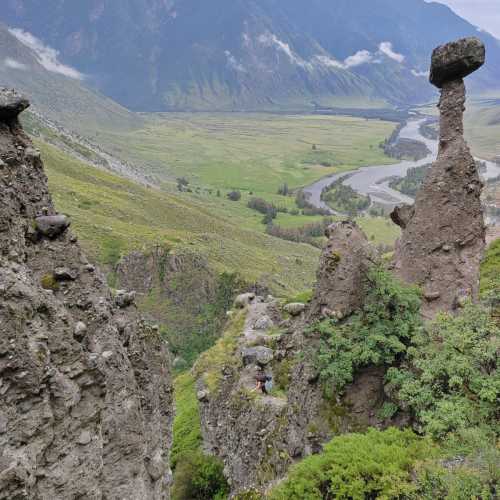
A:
38;138;320;295
4;0;500;111
0;23;138;133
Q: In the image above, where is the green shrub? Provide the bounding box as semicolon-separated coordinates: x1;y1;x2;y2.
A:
386;303;500;439
315;267;422;394
268;428;436;500
41;273;59;291
172;450;229;500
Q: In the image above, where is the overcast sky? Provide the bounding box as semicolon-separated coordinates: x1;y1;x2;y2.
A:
432;0;500;38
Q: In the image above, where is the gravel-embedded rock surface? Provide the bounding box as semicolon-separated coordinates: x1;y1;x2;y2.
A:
393;38;486;319
309;221;378;320
0;89;173;499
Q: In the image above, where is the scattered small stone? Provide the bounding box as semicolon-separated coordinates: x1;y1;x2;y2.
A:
197;389;209;402
77;430;92;445
74;322;87;339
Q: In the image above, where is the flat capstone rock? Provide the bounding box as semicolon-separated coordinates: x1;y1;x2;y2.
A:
430;37;485;88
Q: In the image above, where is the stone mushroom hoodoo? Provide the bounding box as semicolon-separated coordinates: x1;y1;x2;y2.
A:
391;38;486;319
0;89;173;499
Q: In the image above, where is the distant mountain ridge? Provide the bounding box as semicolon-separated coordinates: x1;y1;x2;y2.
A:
3;0;500;111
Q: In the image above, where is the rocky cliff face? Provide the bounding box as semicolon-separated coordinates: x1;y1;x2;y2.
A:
392;37;486;319
309;221;378;320
0;89;173;499
197;224;392;496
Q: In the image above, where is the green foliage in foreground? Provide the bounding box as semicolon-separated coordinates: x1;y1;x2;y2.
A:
387;303;500;439
315;267;422;394
269;427;499;500
268;428;436;500
171;373;229;500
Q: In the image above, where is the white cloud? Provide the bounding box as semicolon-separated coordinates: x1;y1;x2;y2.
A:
8;28;83;80
411;69;429;78
224;50;246;73
257;32;312;69
313;55;345;69
344;50;374;68
378;42;405;63
4;58;28;70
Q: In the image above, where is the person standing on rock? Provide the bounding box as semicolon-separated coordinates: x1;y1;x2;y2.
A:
254;370;272;395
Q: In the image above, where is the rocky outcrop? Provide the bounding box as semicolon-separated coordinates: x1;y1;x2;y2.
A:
392;38;486;319
309;221;378;320
0;90;173;499
198;294;395;496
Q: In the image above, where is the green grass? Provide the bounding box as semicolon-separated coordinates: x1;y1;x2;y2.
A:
480;238;500;296
465;101;500;160
172;373;202;468
193;310;246;392
39;139;320;295
356;216;401;246
96;113;396;193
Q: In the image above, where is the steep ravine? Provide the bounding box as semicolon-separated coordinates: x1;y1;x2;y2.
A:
0;89;173;498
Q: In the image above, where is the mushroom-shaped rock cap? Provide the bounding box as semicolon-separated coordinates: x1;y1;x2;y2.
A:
430;37;485;88
0;88;30;121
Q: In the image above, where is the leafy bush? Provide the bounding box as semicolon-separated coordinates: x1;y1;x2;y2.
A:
386;303;500;439
315;267;422;394
172;450;229;500
268;428;436;500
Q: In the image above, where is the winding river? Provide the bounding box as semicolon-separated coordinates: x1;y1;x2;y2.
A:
303;116;500;212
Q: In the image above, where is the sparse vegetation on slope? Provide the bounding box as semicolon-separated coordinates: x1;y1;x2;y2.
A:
39;139;319;295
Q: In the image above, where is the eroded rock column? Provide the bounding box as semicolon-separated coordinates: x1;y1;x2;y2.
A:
391;38;486;319
309;221;378;320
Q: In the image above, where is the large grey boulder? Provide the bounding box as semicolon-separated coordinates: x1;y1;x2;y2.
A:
35;215;71;239
0;88;29;121
430;37;485;88
242;346;274;366
393;38;486;319
309;221;378;319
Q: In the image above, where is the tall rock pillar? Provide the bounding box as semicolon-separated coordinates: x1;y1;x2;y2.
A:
392;38;486;319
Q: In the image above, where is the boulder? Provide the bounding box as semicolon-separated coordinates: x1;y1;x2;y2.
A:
234;292;256;309
54;267;78;281
391;204;415;230
0;88;30;121
284;302;306;317
253;315;274;330
35;215;71;239
114;290;136;309
242;346;274;366
430;37;485;88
